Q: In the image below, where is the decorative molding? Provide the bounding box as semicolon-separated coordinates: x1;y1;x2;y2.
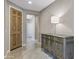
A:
40;0;56;13
8;0;40;13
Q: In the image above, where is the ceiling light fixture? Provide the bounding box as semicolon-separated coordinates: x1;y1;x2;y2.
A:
28;1;32;4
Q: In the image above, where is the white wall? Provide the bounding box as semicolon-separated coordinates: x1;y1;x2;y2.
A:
40;0;74;35
4;0;39;56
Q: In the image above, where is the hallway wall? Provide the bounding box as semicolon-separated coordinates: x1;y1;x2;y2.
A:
4;0;40;56
4;0;9;56
40;0;74;35
4;0;74;56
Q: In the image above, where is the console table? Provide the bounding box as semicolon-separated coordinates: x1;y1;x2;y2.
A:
41;34;74;59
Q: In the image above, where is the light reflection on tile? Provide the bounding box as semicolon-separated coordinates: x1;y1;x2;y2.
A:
5;38;53;59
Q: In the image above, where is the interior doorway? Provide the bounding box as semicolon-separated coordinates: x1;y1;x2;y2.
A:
26;14;36;48
26;15;35;40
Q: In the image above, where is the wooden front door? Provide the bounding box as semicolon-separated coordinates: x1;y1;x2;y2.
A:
10;7;22;50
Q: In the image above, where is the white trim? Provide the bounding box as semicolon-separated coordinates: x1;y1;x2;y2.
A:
9;5;23;51
22;44;26;47
4;50;10;59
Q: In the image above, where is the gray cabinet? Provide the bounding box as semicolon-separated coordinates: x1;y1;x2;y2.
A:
41;34;74;59
65;37;74;59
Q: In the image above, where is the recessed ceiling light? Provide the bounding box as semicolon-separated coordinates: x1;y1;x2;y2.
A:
28;1;32;4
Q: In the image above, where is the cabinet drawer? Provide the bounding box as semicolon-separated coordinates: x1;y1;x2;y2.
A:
54;36;63;43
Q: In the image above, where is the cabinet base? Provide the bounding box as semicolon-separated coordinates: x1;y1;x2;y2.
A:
41;48;57;59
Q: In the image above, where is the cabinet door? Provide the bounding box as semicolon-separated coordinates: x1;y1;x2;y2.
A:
66;41;74;59
54;37;64;59
50;36;54;52
41;34;46;48
10;7;22;50
45;35;49;50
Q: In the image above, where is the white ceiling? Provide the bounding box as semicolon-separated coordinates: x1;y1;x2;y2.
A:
8;0;55;12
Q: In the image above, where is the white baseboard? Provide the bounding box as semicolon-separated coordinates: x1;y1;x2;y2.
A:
22;44;26;47
35;40;41;45
4;50;10;59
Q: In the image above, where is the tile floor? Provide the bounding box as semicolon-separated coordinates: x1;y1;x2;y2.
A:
5;38;53;59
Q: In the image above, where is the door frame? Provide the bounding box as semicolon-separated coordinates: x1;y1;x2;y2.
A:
26;14;36;39
9;5;23;51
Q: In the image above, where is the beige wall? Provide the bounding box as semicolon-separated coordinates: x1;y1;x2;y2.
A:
35;16;40;42
4;0;9;56
40;0;74;36
4;0;40;56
